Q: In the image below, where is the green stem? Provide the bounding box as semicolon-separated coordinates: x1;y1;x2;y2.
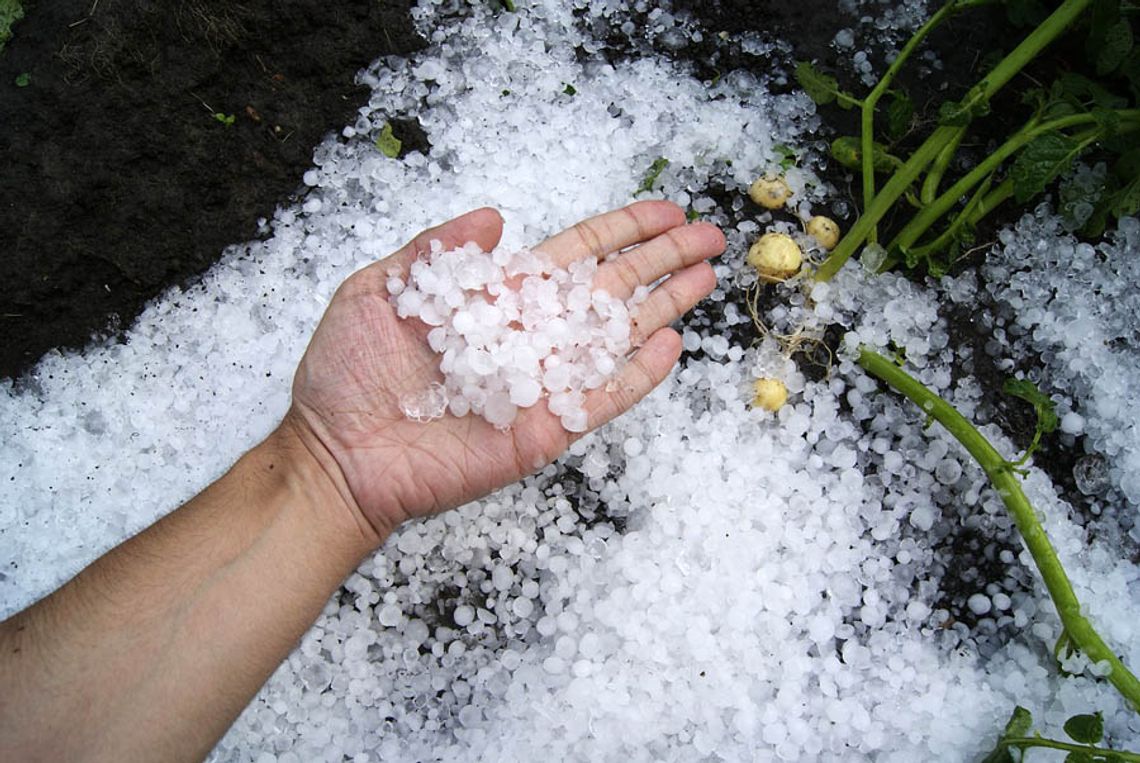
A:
890;176;1014;270
1003;737;1140;761
921;126;966;204
891;113;1140;256
816;128;954;280
860;1;971;242
816;0;1095;281
858;348;1140;713
968;178;1014;228
904;173;995;264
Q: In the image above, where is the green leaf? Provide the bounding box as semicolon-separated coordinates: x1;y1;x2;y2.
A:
978;49;1007;78
773;144;798;171
831;136;860;169
946;222;977;264
1010;133;1082;203
794;61;857;108
1091;107;1121;137
1064;712;1104;744
1111;174;1140;217
1052;72;1128;111
1021;86;1047;110
886;91;915;142
1122;50;1140;102
14;71;30;87
938;92;991;127
1097;19;1133;75
1081;204;1110;238
1004;378;1058;464
1088;0;1120;61
927;258;948;278
1004;379;1059;435
374;122;402;158
899;244;922;270
830;136;902;173
562;83;577;96
1064;753;1094;763
1003;705;1034;738
635;157;669;196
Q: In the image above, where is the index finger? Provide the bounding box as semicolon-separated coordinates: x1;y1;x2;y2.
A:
372;207;506;276
535;200;687;269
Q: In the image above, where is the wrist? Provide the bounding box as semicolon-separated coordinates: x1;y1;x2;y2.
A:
257;411;389;560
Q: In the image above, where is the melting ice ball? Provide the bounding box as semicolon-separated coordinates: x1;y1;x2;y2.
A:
393;240;639;432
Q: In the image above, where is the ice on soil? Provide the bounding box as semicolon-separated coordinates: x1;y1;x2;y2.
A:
1;0;1138;761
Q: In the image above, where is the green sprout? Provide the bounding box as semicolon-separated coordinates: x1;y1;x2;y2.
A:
634;157;670;196
374;122;402;158
213;112;236;127
981;705;1140;762
1003;378;1059;467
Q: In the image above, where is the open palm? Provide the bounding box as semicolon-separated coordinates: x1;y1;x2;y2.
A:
287;201;724;540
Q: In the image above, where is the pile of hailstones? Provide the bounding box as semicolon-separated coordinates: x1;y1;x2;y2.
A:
389;241;643;431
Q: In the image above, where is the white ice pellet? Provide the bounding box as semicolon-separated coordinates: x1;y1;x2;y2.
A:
453;605;475;628
909;504;935;532
934;458;962;485
378;603;403;627
967;594;992;616
1060;411;1085;434
394;243;636;430
511;597;534;618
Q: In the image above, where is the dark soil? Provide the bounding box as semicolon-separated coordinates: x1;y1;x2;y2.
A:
0;0;422;380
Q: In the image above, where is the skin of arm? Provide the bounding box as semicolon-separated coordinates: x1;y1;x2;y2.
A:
0;201;725;762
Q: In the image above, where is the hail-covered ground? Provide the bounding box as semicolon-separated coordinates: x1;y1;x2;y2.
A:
2;1;1139;761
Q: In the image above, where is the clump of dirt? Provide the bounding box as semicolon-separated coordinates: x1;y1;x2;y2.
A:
0;0;422;380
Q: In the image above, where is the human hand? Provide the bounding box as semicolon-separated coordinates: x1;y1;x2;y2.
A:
283;201;725;544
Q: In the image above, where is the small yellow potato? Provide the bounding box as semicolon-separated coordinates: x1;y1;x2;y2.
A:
748;176;792;209
806;215;841;250
747;232;803;282
751;378;788;412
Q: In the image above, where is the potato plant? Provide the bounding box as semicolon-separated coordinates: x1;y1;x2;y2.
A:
783;0;1140;751
799;0;1140;279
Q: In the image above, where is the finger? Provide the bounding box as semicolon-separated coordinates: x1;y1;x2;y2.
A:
593;221;725;299
376;207;505;275
583;327;682;431
629;262;717;345
535;200;686;269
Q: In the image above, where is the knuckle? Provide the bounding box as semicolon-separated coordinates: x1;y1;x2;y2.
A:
573;220;607;258
620;206;649;242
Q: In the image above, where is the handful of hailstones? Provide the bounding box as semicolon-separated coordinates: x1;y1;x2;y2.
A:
390;240;644;432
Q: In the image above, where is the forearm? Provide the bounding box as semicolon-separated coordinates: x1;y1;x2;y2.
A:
0;416;381;762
